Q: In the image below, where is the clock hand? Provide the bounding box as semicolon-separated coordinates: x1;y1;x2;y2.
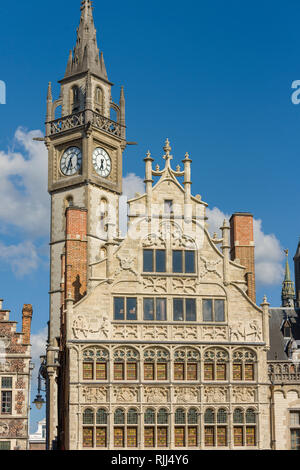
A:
100;159;104;170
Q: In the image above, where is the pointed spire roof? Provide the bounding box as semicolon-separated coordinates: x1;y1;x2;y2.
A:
64;0;109;81
282;249;295;307
294;238;300;260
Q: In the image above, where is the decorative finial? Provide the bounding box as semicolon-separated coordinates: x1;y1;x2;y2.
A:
284;249;289;257
163;138;173;163
184;152;190;160
176;165;181;172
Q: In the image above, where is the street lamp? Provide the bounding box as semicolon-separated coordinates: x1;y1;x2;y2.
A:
33;357;46;410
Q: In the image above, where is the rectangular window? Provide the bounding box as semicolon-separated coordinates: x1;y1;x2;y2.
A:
83;428;93;448
204;427;214;446
127;362;137;381
156;298;167;321
127;427;138;447
233;427;243;446
216;364;226;381
127;298;137;321
114;363;124;381
0;442;11;450
156;250;166;273
215;300;225;322
203;299;213;322
1;378;12;389
114;297;125;320
245;364;254;381
175;427;185;447
143;249;154;272
291;411;300;427
204;363;214;381
144;298;154;321
203;299;225;322
173;251;183;273
291;429;300;450
185;251;196;273
96;428;107;448
1;391;12;415
114;427;124;448
96;362;107;380
157;363;167;381
83;362;93;380
173;299;184;321
188;427;197;447
174;363;184;381
157;427;168;447
246;427;256;447
187;363;198;381
233;364;242;381
217;427;227;446
186;299;196;321
144;363;155;381
144;427;155;447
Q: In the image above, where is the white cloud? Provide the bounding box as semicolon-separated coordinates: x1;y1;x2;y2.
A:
0;128;49;236
0;240;39;277
207;207;284;287
30;327;47;381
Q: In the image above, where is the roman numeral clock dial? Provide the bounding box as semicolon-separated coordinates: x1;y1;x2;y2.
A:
60;147;82;176
93;147;112;178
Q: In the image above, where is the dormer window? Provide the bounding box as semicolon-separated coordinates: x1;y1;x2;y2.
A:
283;321;292;338
71;85;80;113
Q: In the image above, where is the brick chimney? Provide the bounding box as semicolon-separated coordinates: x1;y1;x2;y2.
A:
230;213;256;303
64;207;88;303
22;304;33;345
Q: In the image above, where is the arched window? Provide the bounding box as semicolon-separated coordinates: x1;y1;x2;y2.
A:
204;348;229;381
174;408;199;447
82;348;109;381
233;349;256;381
113;348;139;381
71;85;80;112
82;408;108;448
174;348;200;381
95;86;103;114
204;408;228;447
143;348;169;381
233;408;257;447
113;408;138;448
144;408;169;448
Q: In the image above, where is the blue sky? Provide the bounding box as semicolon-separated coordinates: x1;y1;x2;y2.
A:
0;0;300;431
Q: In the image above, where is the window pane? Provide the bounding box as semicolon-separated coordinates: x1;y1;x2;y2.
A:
233;409;244;424
114;297;125;320
144;363;155;381
175;427;185;447
144;250;154;272
187;363;197;381
128;409;138;425
127;427;138;447
173;299;184;321
157;363;167;380
144;427;155;447
246;427;256;447
96;409;107;425
245;364;254;381
188;427;197;447
204;427;214;446
1;377;12;389
114;427;124;447
215;300;225;322
188;409;198;424
233;363;242;381
291;429;300;450
144;298;154;321
185;251;195;273
1;391;12;414
114;363;124;381
175;409;186;424
145;409;155;424
173;251;183;273
127;298;137;321
216;364;226;381
204;363;214;381
157;409;168;425
83;428;93;448
217;409;227;424
234;427;243;446
217;427;227;446
96;428;107;448
156;298;167;321
0;442;10;450
204;409;215;424
186;299;196;321
127;362;137;381
174;363;184;381
114;409;125;425
203;299;213;322
83;362;93;380
157;427;168;447
96;363;107;380
156;250;166;273
291;411;300;427
83;409;94;425
246;409;256;424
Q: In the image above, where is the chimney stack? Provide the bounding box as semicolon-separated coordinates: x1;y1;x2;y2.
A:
230;213;256;303
22;304;33;345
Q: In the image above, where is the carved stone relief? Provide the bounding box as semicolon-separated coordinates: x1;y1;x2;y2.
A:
73;313;110;340
142;326;168;340
232;387;256;403
172;278;197;294
174;387;199;403
143;277;167;293
113;325;139;340
230;320;262;342
173;327;198;340
202;326;228;341
82;387;108;403
144;387;169;404
115;253;138;277
112;387;139;403
199;256;222;279
203;387;228;403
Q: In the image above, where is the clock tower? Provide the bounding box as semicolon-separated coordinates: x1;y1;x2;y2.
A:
45;0;126;447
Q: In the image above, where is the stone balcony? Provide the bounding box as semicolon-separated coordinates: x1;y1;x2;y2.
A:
268;361;300;384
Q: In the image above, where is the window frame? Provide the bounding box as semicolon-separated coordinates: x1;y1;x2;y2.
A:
143;297;167;321
173;298;197;322
143;249;166;273
82;407;108;449
172;250;196;274
0;377;13;415
114;297;138;321
202;298;226;323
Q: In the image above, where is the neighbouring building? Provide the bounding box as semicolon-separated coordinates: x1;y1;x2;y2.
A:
0;300;33;450
43;0;300;451
29;419;46;450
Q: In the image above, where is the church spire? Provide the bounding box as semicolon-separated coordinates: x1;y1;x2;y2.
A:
294;238;300;308
282;249;295;307
64;0;109;81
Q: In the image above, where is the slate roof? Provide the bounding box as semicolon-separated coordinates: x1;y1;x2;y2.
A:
268;307;300;360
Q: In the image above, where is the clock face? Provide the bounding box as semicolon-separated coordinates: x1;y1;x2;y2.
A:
60;147;82;176
93;147;112;177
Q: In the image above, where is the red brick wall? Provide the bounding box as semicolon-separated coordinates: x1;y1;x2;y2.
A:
22;304;33;345
230;213;256;303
